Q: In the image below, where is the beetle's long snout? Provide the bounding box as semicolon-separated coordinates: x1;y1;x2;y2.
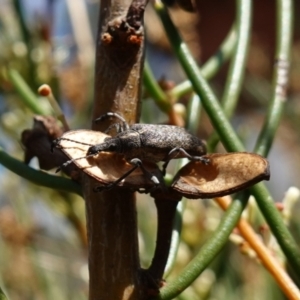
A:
87;145;96;155
87;143;109;156
87;139;120;156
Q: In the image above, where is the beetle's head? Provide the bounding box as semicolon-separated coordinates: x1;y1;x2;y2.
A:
87;138;121;156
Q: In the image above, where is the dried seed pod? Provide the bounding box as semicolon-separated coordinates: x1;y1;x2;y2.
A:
21;116;66;170
56;130;163;190
172;152;270;199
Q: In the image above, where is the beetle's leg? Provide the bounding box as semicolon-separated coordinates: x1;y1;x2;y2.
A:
162;147;210;175
94;112;127;123
104;122;126;134
94;160;139;192
132;158;160;186
51;137;94;152
135;185;162;194
94;112;129;132
94;158;160;192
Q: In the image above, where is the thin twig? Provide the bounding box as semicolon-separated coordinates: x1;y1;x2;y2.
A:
216;196;300;300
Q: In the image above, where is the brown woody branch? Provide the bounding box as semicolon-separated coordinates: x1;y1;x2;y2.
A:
84;0;149;298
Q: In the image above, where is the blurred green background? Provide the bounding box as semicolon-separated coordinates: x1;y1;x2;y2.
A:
0;0;300;299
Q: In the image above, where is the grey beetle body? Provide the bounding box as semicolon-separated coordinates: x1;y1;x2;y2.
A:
88;124;207;163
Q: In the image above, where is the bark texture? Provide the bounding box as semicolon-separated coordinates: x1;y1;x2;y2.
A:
84;0;147;298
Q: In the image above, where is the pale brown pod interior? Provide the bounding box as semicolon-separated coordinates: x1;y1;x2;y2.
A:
172;152;270;199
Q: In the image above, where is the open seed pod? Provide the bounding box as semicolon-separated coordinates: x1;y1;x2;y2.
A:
171;152;270;199
55;130;164;190
22;116;66;170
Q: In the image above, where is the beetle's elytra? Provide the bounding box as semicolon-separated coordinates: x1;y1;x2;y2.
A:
88;123;207;163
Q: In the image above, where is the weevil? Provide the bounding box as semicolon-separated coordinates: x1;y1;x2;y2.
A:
53;112;209;191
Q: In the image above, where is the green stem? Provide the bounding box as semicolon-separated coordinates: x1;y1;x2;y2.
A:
154;3;248;297
156;0;300;285
7;69;48;115
185;94;202;134
171;25;237;99
143;61;171;113
12;0;30;46
208;0;252;151
222;0;251;116
155;2;245;153
143;24;236;114
163;198;186;278
0;288;8;300
12;0;36;88
251;183;300;277
251;0;300;278
0;148;82;196
254;0;293;156
164;95;202;277
156;196;248;300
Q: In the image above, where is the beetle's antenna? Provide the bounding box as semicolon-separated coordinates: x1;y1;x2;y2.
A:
51;137;94;152
55;153;96;172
